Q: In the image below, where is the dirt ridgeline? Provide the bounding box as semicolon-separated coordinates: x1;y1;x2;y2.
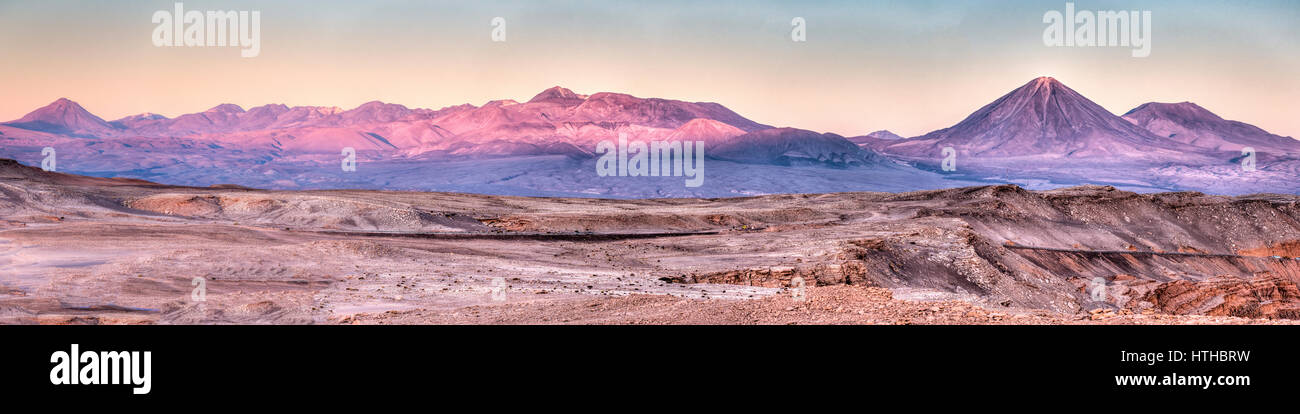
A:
125;192;491;233
4;159;1300;324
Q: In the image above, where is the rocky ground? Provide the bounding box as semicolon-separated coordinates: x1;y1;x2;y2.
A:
4;158;1300;325
340;285;1292;325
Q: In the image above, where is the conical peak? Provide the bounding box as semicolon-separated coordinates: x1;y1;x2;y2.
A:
528;86;586;103
1022;76;1067;93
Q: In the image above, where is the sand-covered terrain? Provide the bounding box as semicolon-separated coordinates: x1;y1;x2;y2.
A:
3;158;1300;325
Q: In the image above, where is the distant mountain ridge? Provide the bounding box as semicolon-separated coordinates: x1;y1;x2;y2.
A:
1122;101;1300;153
4;87;787;157
6;98;117;137
879;77;1203;163
711;128;879;167
3;78;1299;196
859;77;1300;194
1;87;899;178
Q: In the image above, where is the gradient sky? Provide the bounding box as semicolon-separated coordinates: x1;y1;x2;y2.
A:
1;0;1297;138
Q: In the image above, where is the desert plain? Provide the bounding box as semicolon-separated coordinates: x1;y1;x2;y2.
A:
3;158;1300;325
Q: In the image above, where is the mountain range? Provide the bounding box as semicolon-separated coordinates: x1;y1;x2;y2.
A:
1122;101;1300;153
878;77;1191;160
2;78;1297;197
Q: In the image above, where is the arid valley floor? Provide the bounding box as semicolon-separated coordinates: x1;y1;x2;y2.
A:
4;158;1300;325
